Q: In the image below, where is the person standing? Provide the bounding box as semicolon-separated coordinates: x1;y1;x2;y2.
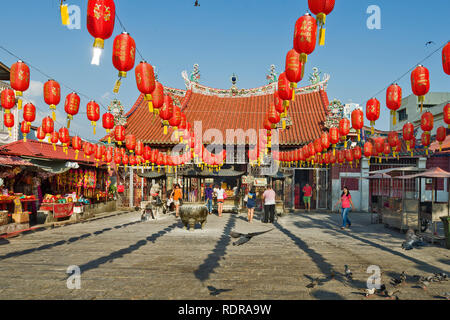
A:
246;186;256;223
215;184;225;217
262;185;276;223
334;186;355;230
171;184;183;217
204;184;213;214
302;183;313;212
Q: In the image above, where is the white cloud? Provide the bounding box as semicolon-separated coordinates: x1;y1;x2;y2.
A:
23;80;44;100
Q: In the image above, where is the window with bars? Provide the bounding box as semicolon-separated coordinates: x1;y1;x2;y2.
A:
398;109;408;121
341;178;359;191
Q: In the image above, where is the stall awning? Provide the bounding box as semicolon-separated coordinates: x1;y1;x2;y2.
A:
27;159;77;174
395;167;450;179
136;171;166;179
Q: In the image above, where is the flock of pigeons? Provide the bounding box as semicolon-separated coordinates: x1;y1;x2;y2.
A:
305;266;449;300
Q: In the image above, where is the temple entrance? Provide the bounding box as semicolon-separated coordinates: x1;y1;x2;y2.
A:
317;169;329;209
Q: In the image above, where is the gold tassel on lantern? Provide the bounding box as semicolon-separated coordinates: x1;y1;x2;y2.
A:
357;130;361;142
392;110;397;126
418;96;425;113
291;83;297;101
316;13;327;46
17;99;22;110
113;79;122;93
371;121;374;135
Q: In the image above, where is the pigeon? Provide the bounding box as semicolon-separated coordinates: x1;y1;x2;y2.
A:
419;279;430;290
364;287;376;297
207;286;231;296
344;265;353;281
384;286;401;299
402;229;426;250
230;229;273;246
391;271;406;286
306;277;320;288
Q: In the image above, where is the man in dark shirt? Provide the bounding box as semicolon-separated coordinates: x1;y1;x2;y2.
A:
205;184;213;214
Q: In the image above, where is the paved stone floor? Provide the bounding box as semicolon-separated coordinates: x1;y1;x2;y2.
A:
0;210;449;300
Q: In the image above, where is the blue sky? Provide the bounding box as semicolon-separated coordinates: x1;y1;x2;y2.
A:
1;0;449;141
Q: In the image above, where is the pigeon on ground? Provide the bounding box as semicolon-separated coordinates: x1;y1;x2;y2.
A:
364;287;376;297
230;229;273;246
419;279;430;290
207;286;231;296
391;271;407;286
345;265;353;281
402;229;426;250
306;277;321;288
384;286;401;299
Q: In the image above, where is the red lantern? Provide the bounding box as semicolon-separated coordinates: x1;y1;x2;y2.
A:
321;132;330;152
105;147;113;164
366;98;380;134
20;120;30;141
10;60;30;110
388;131;399;156
329;151;336;165
112;32;136;93
160;95;174;135
393;139;402;156
83;142;93;159
87;101;100;134
64;92;80;128
10;60;30;96
337;150;345;165
169;106;182;138
420;112;434;134
308;0;335;46
23;103;36;125
351;109;364;141
403;122;415;152
50;131;59;150
42;116;54;137
274;91;284;114
443;42;450;75
329;127;339;154
144;146;152;164
43;80;60;121
363;142;373;158
383;143;391;158
422;131;431;155
339;118;350;147
411;65;430;113
58;127;70;150
374;137;385;155
277;72;293;114
353;146;362;163
345;149;354;166
151;82;165;115
444;103;450;128
268;103;280;125
125;134;136;153
87;0;116;65
114;125;125;145
293;13;317;65
36;127;45;141
1;88;15;113
135;61;156;112
314;138;323;154
102;112;115;144
122;153;129;167
436;126;446;152
72;136;82;159
135;140;144;156
386;84;402;126
285;49;303;99
114;152;122;166
129;154;137;167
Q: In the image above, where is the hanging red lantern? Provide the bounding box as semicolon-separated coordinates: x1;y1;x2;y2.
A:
363;142;373;158
23;103;36;125
411;65;430;113
337;150;345;165
403;122;415;151
345;149;354;167
308;0;335;46
64;92;80;128
420;111;434;134
160;95;174;135
135;140;144;156
422;131;431;155
339;118;350;147
43;80;60;121
353;146;362;164
443;42;450;75
293;13;317;66
374;137;385;163
329;127;339;155
114;152;122;166
83;142;93;159
114;125;125;145
122;153;129;167
274;91;284;114
277;72;293;119
20;120;30;142
10;60;30;110
58;127;70;152
393;139;402;158
72;136;82;159
42;116;54;137
135;60;156;112
444;103;450;128
366;98;380;135
351;109;364;142
125;134;136;153
436;126;446;152
151;82;165;116
321;132;330;152
386;84;402;126
169;106;182;139
1;88;16;113
383;143;391;159
268;103;280;126
87;0;116;65
112;32;136;93
86;101;100;134
36;127;45;141
144;145;152;164
105;147;113;165
329;151;336;165
102;112;115;144
388;131;399;156
285;49;303;99
314;138;323;154
49;131;59;151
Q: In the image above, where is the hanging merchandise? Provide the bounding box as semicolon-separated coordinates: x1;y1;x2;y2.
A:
112;32;136;93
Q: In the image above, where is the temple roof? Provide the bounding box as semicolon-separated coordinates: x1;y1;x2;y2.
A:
108;73;331;147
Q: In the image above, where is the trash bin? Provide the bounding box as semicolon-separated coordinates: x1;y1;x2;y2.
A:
440;216;450;249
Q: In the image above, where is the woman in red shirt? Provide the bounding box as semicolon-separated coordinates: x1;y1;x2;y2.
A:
334;186;355;230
